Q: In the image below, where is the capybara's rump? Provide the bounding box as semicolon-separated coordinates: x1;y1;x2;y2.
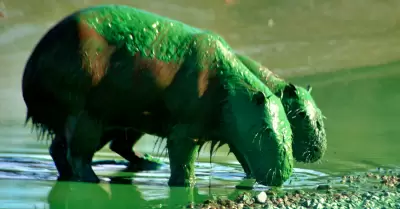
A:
22;16;91;138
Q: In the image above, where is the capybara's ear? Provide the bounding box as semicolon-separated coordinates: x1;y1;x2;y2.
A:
253;91;266;106
283;83;297;98
307;84;313;93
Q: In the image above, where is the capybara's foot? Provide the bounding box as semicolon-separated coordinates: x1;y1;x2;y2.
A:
57;175;73;182
50;136;74;180
64;112;102;184
67;160;101;183
68;166;100;183
108;177;132;185
70;175;100;183
124;153;164;172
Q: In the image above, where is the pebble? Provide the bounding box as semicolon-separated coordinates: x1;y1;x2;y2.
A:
314;203;324;209
237;203;244;209
316;184;332;190
256;192;267;204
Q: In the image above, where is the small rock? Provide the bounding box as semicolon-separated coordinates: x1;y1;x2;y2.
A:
256;191;267;204
383;191;392;197
237;203;244;209
186;202;194;208
304;200;311;207
362;192;371;198
266;190;277;196
253;203;262;209
242;193;253;205
314;203;324;209
317;184;332;190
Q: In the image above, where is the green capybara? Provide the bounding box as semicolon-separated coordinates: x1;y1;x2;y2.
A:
236;54;327;164
96;54;327;177
22;4;294;187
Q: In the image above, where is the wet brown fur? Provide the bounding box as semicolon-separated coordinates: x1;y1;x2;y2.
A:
22;14;227;182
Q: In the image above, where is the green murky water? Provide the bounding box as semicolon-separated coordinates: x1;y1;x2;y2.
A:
1;0;400;208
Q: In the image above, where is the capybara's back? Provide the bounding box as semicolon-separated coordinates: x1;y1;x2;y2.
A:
22;15;92;138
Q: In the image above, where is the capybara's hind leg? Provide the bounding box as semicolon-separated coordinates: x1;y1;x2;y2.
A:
65;111;102;183
105;129;143;162
49;135;73;181
108;129;162;171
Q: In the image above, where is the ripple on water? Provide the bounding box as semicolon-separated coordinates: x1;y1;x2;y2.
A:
0;154;331;190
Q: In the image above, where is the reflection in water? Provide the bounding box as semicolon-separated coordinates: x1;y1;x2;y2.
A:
48;182;113;209
0;156;332;208
47;178;210;209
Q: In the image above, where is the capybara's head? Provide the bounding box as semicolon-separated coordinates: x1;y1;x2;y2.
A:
281;83;327;163
220;74;294;187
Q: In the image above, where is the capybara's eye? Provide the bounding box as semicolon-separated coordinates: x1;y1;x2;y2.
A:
253;91;266;106
298;111;307;118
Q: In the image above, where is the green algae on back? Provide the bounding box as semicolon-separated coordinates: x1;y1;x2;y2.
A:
78;5;200;63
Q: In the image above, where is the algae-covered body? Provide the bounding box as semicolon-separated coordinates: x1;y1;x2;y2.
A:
236;54;327;164
22;5;293;186
101;55;327;178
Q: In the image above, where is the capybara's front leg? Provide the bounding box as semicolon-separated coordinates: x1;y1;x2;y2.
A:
228;144;252;179
65;111;102;183
167;125;199;187
49;135;73;181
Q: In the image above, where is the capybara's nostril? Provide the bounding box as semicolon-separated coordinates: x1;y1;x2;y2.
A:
316;121;322;129
313;146;320;153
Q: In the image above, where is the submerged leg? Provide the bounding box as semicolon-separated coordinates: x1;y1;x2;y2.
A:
108;129;162;171
65;111;102;183
167;125;199;187
95;129;163;171
49;135;73;181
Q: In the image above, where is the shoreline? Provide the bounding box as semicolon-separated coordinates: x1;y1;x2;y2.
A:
190;170;400;209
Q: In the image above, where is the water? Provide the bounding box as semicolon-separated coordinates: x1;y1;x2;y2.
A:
1;0;400;208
